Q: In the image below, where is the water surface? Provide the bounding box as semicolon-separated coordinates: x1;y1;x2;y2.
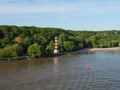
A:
0;50;120;90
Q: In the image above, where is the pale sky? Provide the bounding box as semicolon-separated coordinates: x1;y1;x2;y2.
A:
0;0;120;30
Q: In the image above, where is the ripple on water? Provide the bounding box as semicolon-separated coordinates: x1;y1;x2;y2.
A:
0;50;120;90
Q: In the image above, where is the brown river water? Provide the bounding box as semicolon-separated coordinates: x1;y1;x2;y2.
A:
0;50;120;90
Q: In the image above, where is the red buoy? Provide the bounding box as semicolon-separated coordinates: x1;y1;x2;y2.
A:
86;64;90;71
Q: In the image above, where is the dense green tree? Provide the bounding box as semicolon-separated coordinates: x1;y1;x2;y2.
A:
89;36;97;48
22;37;33;52
79;43;84;49
0;25;120;60
33;34;47;45
2;37;11;47
0;44;23;60
58;33;66;52
46;40;54;55
27;43;42;58
63;41;75;52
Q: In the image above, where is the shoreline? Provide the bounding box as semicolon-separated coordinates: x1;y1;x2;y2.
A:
0;47;120;62
76;47;120;53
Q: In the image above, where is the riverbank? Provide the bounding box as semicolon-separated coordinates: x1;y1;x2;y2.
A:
76;47;120;53
0;47;120;61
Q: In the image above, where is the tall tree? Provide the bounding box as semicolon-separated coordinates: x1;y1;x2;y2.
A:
63;41;75;52
27;43;42;58
58;33;66;52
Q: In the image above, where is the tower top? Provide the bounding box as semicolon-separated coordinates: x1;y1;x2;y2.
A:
54;36;58;39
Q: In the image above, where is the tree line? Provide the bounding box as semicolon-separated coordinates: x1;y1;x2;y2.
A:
0;25;120;60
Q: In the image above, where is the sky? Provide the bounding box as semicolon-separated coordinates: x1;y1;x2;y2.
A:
0;0;120;31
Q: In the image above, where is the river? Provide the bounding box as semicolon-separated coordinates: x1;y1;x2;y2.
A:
0;50;120;90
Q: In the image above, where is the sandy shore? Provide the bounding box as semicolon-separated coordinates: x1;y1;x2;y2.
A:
76;47;120;53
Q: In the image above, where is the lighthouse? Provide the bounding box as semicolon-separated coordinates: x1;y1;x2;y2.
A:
54;36;59;54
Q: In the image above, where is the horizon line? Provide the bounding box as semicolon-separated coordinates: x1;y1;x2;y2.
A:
0;24;119;31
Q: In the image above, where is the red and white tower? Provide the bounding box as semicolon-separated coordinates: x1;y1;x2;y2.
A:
54;36;59;54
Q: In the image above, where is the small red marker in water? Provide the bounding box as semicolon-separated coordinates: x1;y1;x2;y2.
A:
86;64;90;71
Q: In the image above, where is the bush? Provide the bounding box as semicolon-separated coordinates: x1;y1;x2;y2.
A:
63;41;75;52
0;44;23;60
27;43;42;58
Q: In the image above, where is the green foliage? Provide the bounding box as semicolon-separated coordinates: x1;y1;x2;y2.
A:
0;25;120;60
0;44;23;60
47;40;54;52
58;33;66;52
2;37;11;47
45;40;54;56
27;43;42;58
63;41;75;52
22;36;33;52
